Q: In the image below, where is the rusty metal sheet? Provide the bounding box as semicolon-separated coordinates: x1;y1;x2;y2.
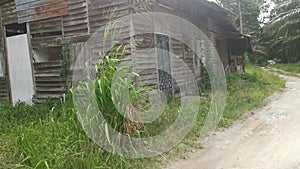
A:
15;0;69;23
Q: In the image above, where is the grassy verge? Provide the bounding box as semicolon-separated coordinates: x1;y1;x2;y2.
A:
220;65;285;126
271;61;300;74
0;65;285;169
267;69;299;77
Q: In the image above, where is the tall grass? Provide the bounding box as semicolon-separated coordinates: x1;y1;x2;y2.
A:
0;65;285;168
0;99;157;169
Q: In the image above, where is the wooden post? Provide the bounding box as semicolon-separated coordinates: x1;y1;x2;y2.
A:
26;23;37;98
2;25;12;102
0;10;11;102
237;0;243;34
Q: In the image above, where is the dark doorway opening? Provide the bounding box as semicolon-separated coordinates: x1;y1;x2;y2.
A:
5;23;27;37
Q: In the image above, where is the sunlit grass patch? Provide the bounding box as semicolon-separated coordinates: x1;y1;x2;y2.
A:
271;62;300;74
220;65;285;126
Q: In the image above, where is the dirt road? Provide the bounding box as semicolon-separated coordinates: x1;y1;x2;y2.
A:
166;74;300;169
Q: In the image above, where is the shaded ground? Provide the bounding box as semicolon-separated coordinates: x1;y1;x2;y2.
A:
166;73;300;169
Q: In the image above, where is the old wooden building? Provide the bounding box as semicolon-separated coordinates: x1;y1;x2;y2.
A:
0;0;249;103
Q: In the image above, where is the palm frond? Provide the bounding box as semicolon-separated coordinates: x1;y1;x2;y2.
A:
284;34;300;45
277;18;300;36
274;0;300;13
266;7;300;30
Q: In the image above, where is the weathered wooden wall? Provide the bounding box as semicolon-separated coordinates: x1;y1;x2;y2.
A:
217;39;229;66
0;0;237;102
128;0;234;95
15;0;69;23
88;0;129;34
28;0;131;48
132;33;158;88
152;3;202;94
63;0;89;40
0;25;9;100
154;0;233;67
0;3;11;101
27;0;132;102
33;60;67;103
0;0;18;25
86;0;131;58
29;0;89;48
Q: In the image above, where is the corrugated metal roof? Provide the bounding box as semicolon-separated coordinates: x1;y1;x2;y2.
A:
15;0;69;23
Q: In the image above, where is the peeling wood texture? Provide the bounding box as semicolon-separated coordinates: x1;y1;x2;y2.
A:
33;60;67;103
0;0;18;25
29;0;89;48
15;0;69;23
63;0;88;39
0;77;9;101
0;12;10;101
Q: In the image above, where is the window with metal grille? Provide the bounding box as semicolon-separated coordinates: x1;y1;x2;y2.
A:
155;34;172;95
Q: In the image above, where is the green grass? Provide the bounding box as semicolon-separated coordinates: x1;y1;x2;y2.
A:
220;65;285;126
271;61;300;74
0;65;285;169
0;100;157;169
267;69;299;77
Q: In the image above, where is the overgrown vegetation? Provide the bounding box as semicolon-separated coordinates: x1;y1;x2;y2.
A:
218;0;300;65
0;0;296;168
0;64;285;169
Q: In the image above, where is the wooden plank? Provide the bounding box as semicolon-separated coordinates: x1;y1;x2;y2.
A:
15;0;69;23
31;35;63;47
0;77;9;101
62;0;89;39
33;59;67;102
0;0;18;25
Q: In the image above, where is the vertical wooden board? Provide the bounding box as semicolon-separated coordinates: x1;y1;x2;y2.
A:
170;38;185;85
0;16;9;101
133;34;158;87
0;20;5;76
183;44;195;72
217;39;229;66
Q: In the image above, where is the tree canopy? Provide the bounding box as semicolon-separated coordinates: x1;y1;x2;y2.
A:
217;0;300;64
217;0;262;34
264;0;300;62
